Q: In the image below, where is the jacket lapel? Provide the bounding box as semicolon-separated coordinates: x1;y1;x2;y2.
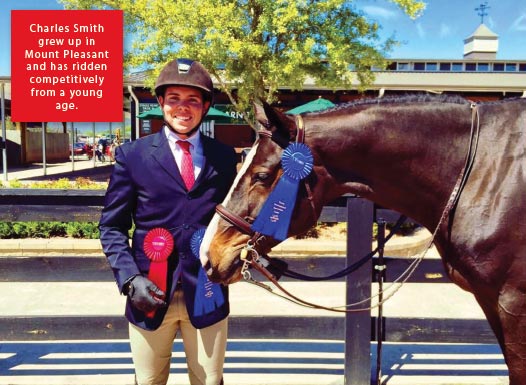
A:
150;131;187;190
195;134;219;186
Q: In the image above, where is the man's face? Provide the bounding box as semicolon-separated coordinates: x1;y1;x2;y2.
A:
159;86;210;138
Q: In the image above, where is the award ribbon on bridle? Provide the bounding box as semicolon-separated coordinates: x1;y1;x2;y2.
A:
251;142;314;241
191;228;225;316
143;228;174;318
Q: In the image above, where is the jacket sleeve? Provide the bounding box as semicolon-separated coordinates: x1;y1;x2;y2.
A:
99;145;140;292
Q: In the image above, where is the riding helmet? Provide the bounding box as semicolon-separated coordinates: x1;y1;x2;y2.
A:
154;58;213;103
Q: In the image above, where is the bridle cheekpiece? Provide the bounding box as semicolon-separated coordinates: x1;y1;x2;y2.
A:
215;115;314;280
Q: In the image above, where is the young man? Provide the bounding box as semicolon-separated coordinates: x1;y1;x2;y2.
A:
99;58;237;385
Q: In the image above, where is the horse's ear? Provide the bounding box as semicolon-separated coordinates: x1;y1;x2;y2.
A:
254;101;296;143
253;102;269;127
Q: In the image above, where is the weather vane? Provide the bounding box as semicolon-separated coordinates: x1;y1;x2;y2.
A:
475;2;490;24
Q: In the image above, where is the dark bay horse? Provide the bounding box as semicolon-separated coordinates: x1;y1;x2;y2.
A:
200;94;526;384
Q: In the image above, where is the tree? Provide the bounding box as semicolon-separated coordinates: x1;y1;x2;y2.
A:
61;0;425;126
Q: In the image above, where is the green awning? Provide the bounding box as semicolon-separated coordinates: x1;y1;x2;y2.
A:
285;98;335;115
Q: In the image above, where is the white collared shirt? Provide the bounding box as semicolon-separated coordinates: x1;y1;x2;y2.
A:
164;126;204;180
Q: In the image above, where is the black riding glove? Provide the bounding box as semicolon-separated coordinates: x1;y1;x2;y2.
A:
126;275;167;313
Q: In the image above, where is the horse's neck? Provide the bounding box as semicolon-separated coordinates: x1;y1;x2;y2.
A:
309;103;472;228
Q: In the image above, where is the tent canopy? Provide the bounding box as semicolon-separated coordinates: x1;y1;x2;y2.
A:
285;97;335;115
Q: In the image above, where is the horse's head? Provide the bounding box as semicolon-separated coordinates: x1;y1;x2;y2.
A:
200;102;332;284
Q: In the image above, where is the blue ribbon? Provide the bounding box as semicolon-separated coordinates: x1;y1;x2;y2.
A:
251;143;313;241
190;228;225;317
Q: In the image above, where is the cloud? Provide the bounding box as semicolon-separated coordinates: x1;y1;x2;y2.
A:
510;14;526;31
439;23;452;38
362;5;398;20
486;16;496;30
416;23;426;39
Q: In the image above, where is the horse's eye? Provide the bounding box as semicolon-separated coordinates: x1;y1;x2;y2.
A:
254;172;269;182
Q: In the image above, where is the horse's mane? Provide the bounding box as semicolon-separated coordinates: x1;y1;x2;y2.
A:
307;94;471;116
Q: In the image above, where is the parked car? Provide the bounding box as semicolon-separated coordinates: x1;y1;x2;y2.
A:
69;142;86;156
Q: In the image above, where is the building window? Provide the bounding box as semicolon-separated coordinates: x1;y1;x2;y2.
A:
519;63;526;72
493;63;504;71
506;63;517;72
451;62;463;71
439;63;451;71
477;63;489;72
465;63;476;71
397;62;410;71
426;62;438;71
414;62;425;71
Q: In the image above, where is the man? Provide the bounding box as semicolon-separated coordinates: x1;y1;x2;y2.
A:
99;58;237;385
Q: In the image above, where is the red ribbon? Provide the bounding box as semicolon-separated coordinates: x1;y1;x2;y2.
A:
143;228;174;317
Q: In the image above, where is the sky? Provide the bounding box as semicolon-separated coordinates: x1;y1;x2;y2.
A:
356;0;526;60
1;0;525;76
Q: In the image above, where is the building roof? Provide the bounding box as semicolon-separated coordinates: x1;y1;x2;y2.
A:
465;23;498;41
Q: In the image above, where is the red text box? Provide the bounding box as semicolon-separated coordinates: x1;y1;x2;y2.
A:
11;10;123;122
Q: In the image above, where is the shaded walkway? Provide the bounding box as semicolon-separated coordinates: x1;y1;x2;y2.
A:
0;340;507;385
1;159;113;183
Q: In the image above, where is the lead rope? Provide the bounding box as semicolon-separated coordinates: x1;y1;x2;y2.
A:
241;104;481;313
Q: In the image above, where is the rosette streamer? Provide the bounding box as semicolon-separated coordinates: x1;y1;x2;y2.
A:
143;228;174;318
251;143;313;241
191;228;225;316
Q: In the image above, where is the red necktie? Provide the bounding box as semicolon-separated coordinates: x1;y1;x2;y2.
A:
177;140;195;190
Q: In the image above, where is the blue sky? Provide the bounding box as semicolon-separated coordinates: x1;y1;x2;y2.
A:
357;0;526;60
1;0;526;76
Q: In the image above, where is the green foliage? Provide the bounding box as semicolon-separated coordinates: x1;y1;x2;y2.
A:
31;178;73;189
5;179;23;188
0;221;100;239
60;0;425;126
0;177;104;239
0;222;15;238
295;220;418;240
4;115;16;131
295;225;320;239
0;177;106;190
66;222;100;239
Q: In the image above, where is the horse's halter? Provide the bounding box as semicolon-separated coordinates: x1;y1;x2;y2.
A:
215;115;315;268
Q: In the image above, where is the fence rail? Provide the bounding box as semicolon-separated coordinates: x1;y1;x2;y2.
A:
0;189;496;383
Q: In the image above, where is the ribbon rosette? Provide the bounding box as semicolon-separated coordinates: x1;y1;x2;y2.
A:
251;142;313;241
191;228;225;317
143;228;174;317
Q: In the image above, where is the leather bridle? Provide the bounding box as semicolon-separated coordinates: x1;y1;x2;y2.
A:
215;114;314;251
212;104;481;313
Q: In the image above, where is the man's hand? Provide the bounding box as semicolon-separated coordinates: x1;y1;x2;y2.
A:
127;275;167;313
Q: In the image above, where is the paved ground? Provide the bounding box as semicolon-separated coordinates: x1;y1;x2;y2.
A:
1;158;113;184
0;160;510;384
0;247;509;385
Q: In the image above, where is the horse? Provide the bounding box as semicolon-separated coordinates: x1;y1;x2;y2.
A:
200;94;526;384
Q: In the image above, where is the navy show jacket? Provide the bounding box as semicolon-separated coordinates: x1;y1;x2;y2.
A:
99;130;237;330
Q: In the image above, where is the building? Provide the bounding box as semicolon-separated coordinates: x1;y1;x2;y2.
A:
2;21;526;169
128;21;525;153
278;22;525;110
